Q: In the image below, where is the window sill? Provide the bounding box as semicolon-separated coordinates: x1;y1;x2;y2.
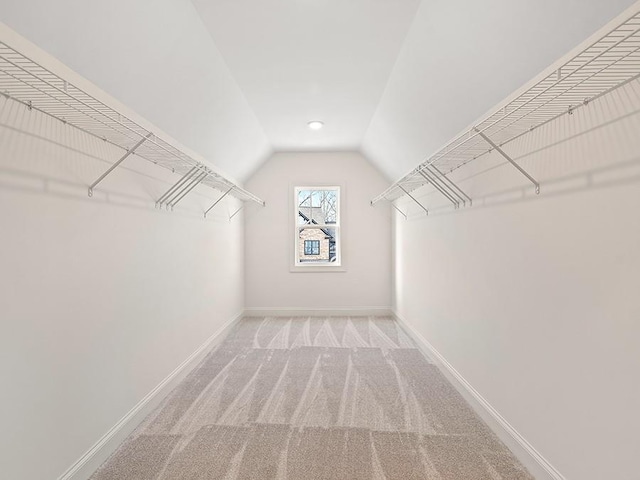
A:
290;264;347;273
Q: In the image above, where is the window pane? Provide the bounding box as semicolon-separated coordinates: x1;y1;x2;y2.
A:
298;227;337;263
298;208;311;225
298;190;311;207
309;201;324;223
321;190;337;223
295;187;340;267
298;190;314;225
297;188;338;226
311;191;321;208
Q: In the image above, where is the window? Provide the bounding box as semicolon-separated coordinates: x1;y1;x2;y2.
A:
304;240;320;255
294;186;341;267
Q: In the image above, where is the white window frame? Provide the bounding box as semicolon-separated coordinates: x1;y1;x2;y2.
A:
292;185;345;272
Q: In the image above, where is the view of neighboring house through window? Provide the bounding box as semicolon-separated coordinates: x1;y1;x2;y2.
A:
295;186;340;266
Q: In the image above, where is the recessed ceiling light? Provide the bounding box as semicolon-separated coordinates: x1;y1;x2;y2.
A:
307;120;324;130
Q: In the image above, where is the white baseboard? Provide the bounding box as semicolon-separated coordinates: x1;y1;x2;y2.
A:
244;307;393;317
57;311;244;480
393;311;565;480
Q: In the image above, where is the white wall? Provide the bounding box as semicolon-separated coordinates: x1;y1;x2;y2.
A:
393;79;640;479
0;86;244;479
245;152;391;310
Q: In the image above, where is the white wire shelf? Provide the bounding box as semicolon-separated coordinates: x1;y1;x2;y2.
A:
0;40;265;214
372;7;640;211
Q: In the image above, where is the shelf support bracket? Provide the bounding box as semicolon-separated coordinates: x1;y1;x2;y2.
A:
475;128;540;194
168;171;208;210
399;185;428;215
391;202;408;220
229;205;244;221
88;132;152;197
156;166;199;208
417;170;460;208
204;187;234;218
427;165;472;206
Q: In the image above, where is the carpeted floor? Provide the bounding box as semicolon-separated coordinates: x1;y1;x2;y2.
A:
91;316;533;479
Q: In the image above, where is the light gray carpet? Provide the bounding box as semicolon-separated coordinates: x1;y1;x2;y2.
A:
91;316;533;479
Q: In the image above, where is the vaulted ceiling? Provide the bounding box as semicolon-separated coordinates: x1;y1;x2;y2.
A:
1;0;637;183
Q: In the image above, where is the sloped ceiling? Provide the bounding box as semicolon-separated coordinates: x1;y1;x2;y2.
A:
1;0;637;183
190;0;421;152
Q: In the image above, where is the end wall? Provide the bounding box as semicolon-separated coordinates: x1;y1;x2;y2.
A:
245;152;391;311
394;79;640;479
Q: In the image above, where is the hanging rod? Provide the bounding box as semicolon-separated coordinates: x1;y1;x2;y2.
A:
372;6;640;211
0;38;265;211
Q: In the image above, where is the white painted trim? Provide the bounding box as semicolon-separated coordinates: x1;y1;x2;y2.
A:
57;311;244;480
244;307;393;317
393;311;565;480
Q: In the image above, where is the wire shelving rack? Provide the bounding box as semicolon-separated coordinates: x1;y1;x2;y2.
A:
371;7;640;215
0;40;265;217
